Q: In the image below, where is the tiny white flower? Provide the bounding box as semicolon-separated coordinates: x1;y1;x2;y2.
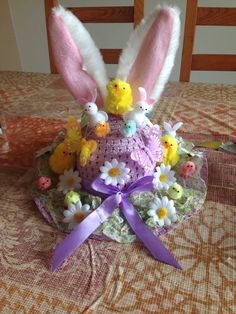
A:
153;163;176;190
148;196;177;227
100;159;130;186
57;168;82;194
63;200;91;230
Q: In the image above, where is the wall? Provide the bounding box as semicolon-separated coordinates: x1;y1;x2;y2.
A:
0;0;21;71
1;0;236;84
8;0;50;73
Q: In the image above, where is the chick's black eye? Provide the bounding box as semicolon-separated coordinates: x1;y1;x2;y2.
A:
123;87;125;90
165;141;168;144
114;84;117;87
170;144;173;146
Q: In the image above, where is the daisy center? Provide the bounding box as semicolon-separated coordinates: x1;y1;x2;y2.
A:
108;167;120;177
159;174;167;182
74;212;85;222
66;177;75;187
157;207;168;219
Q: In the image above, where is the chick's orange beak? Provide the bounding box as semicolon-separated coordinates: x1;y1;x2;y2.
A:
114;85;121;92
163;142;170;148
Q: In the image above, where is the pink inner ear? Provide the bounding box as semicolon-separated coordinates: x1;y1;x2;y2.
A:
148;99;155;105
49;13;103;107
127;10;174;103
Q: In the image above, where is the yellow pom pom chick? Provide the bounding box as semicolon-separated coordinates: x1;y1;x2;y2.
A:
162;135;179;168
104;79;133;115
49;143;76;174
80;139;97;167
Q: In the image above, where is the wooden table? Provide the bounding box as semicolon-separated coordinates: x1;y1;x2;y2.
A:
0;71;235;313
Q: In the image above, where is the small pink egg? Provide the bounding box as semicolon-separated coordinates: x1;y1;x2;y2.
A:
37;176;52;191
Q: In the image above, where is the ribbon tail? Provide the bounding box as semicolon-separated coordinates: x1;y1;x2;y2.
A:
120;198;182;270
52;195;119;272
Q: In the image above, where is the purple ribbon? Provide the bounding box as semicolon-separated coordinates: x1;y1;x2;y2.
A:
52;176;181;272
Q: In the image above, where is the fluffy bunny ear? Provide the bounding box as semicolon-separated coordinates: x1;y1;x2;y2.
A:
117;6;180;104
163;121;183;137
172;122;183;131
92;88;98;102
49;6;108;107
138;87;147;101
80;88;97;105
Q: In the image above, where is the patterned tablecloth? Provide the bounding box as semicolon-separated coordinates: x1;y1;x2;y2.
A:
0;71;235;313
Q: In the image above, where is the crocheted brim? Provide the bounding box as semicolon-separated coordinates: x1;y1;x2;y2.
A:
32;134;207;244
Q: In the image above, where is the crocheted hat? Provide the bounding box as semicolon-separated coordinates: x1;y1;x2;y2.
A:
32;5;207;271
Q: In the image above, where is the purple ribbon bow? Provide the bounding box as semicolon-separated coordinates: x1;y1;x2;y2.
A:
52;176;181;272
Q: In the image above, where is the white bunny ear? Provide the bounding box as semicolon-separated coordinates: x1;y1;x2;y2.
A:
163;121;172;132
49;6;108;106
92;88;98;102
117;6;180;104
172;122;183;131
163;121;183;137
138;87;147;101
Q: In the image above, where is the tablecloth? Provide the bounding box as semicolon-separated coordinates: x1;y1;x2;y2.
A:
0;71;235;313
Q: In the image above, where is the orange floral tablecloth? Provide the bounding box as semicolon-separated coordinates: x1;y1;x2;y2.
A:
0;71;235;313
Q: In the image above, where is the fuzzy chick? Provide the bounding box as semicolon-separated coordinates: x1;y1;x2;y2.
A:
49;143;76;174
162;135;179;168
120;120;136;137
168;183;183;200
104;79;133;115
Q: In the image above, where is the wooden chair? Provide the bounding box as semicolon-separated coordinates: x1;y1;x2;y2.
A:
180;0;236;82
44;0;144;73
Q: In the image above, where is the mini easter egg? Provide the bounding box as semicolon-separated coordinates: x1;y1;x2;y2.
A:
64;191;80;206
168;183;183;200
37;176;52;191
180;161;196;179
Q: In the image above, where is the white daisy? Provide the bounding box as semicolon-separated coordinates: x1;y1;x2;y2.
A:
100;159;130;186
148;196;177;227
57;168;82;194
63;200;91;230
153;163;176;190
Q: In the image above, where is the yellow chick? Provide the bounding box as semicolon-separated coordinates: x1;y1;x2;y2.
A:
162;135;179;168
49;143;76;174
80;139;97;167
104;79;133;115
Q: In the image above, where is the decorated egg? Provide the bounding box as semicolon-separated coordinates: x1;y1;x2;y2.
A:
37;176;52;191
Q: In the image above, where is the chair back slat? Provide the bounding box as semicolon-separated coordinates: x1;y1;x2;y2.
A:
100;49;122;64
197;7;236;26
192;54;236;71
180;0;236;82
69;6;134;23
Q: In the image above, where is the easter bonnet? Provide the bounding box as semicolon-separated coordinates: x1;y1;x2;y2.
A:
32;5;208;271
